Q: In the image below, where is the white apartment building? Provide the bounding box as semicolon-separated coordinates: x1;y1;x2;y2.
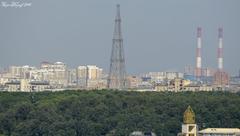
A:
39;62;68;88
9;65;36;79
67;69;77;86
2;62;106;91
76;66;88;87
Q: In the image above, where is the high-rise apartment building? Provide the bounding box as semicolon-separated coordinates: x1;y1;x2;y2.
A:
38;62;68;88
76;65;103;88
9;65;36;79
76;66;88;87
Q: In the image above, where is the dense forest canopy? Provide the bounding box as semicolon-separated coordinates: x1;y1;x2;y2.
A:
0;90;239;136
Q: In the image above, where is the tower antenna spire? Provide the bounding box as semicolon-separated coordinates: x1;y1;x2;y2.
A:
108;4;127;89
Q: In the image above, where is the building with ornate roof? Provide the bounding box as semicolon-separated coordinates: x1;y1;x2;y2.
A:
178;106;240;136
178;106;198;136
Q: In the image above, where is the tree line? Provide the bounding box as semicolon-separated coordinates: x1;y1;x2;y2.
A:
0;90;239;136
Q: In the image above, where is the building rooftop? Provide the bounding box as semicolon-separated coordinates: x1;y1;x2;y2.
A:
54;62;64;65
30;81;50;85
5;81;20;85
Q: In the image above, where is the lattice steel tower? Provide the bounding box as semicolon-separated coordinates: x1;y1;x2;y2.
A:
108;4;127;89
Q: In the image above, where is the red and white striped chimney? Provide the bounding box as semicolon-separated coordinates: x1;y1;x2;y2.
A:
195;27;202;77
218;28;223;71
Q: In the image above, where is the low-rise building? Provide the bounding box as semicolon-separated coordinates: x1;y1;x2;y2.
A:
155;83;168;91
184;84;213;91
213;71;229;88
142;72;184;83
130;131;157;136
184;85;200;91
4;80;50;92
168;78;190;92
29;81;50;92
199;85;213;91
4;81;20;92
127;76;141;89
199;128;240;136
154;79;213;92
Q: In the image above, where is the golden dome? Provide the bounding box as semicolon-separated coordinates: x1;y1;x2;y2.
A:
183;106;195;124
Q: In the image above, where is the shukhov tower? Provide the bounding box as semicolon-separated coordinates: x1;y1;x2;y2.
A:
108;4;127;89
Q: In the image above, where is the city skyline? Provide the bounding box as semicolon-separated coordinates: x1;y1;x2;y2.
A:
0;0;240;75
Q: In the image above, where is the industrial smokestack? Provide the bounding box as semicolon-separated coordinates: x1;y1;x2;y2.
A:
213;28;229;87
195;27;202;78
239;69;240;78
218;27;223;71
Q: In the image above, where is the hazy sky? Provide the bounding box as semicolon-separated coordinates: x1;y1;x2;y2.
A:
0;0;239;75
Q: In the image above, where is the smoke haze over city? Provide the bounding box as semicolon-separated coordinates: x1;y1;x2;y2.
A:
0;0;240;75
